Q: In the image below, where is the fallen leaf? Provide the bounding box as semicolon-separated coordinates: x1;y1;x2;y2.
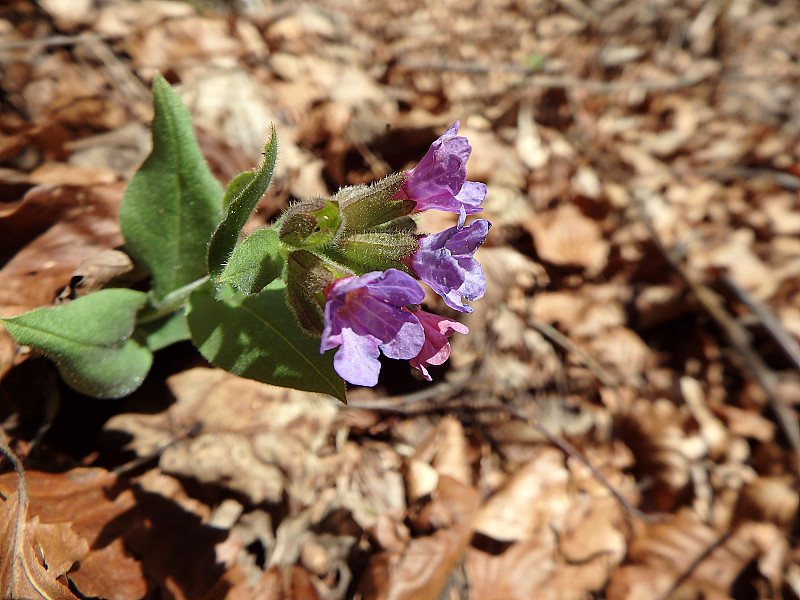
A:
0;489;86;600
527;203;610;276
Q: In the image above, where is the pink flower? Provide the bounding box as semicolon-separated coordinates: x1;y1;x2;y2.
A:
407;308;469;380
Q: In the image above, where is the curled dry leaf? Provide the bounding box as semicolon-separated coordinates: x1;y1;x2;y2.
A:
466;450;629;600
0;469;145;600
357;476;480;600
0;491;86;600
106;367;338;505
473;447;569;542
606;511;785;600
616;398;706;510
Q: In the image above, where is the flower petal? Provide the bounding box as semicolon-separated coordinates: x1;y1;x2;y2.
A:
408;309;469;380
333;328;382;387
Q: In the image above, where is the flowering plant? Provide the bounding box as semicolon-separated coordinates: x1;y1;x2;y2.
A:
1;75;490;402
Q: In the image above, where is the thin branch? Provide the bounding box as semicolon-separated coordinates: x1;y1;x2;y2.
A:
0;32;113;52
656;530;732;600
348;395;657;523
722;275;800;374
528;319;620;388
634;194;800;470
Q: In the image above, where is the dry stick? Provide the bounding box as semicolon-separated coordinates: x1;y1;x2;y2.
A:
656;530;733;600
528;319;620;388
0;32;113;52
0;428;30;597
349;396;656;523
398;60;708;93
722;275;800;374
635;200;800;470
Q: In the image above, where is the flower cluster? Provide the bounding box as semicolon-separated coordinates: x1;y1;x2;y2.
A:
279;122;490;386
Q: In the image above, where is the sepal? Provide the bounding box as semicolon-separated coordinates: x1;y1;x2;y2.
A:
330;231;419;274
285;250;349;335
337;172;415;232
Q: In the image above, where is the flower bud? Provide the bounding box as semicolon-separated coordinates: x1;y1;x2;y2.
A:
330;231;419;274
337;172;415;232
279;199;342;248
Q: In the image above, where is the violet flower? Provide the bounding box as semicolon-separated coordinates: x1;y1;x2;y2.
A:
407;309;469;381
321;269;426;386
393;121;486;215
411;212;491;312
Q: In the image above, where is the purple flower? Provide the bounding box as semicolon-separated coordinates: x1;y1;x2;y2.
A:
407;309;469;381
411;213;491;313
321;269;426;386
393;121;486;215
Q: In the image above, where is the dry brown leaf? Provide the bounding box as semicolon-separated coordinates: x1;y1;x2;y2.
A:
357;476;480;600
106;367;338;505
527;203;610;276
606;511;779;600
0;489;86;600
473;447;569;542
0;469;145;600
616;399;702;509
701;228;778;301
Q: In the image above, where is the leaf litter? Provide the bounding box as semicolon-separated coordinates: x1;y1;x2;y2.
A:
3;0;800;597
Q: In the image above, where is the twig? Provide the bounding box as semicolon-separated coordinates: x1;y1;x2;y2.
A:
0;427;29;597
656;530;732;600
528;319;620;388
398;59;708;92
722;275;800;374
348;395;657;523
0;32;113;52
634;194;800;470
552;0;599;22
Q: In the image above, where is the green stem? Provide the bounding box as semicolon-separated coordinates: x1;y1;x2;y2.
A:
138;275;209;323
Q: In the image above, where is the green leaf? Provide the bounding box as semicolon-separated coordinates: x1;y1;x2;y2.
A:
187;281;346;402
217;228;285;294
222;171;256;212
120;73;224;302
1;290;152;399
134;309;190;351
208;126;278;280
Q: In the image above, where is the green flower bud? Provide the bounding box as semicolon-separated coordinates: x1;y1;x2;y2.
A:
337;172;415;232
279;199;342;248
324;231;419;275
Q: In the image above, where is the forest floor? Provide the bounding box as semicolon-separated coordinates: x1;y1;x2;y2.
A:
2;0;800;598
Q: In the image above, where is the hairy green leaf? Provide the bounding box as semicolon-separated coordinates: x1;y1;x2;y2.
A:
1;290;152;399
134;309;190;352
217;228;285;294
120;73;223;302
208;126;278;280
187;281;346;402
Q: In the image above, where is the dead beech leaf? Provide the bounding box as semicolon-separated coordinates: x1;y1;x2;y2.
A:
357;476;480;600
0;469;146;600
702;228;777;301
606;511;776;600
105;367;338;505
588;327;650;384
527;203;610;276
473;447;569;542
54;248;140;302
0;183;125;309
0;490;86;600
